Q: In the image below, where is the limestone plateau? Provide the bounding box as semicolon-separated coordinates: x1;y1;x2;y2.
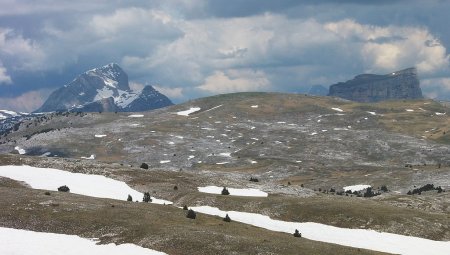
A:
328;67;423;102
35;63;173;113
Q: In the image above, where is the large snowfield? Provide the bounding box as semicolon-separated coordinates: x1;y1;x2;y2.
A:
0;227;167;255
0;165;172;205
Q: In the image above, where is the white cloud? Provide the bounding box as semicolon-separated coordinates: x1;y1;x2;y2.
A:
153;85;184;99
0;27;45;71
0;62;11;84
197;69;270;94
325;19;450;74
0;88;54;112
421;78;450;99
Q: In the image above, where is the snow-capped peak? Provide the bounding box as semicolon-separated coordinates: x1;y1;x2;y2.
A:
85;63;126;89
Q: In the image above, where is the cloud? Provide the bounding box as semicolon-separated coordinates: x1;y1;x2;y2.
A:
0;62;11;84
421;78;450;99
325;19;450;74
153;85;184;99
0;88;54;112
197;69;270;94
1;2;450;102
0;27;45;71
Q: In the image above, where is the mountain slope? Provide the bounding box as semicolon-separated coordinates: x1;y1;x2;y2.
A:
35;63;173;112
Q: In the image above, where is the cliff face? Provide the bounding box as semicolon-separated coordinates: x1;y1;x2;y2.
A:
328;68;423;102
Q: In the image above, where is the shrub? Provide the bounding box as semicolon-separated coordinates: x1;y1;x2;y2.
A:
57;185;70;192
183;205;188;210
249;177;259;182
221;187;230;195
186;209;196;219
380;185;388;192
293;229;302;237
127;194;133;201
143;192;152;203
140;163;149;169
44;191;51;196
223;214;231;222
173;185;178;190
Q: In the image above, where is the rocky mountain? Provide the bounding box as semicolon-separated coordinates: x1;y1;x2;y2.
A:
35;63;173;112
328;67;423;102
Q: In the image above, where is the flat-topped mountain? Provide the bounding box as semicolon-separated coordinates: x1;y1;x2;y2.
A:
35;63;173;112
328;68;423;102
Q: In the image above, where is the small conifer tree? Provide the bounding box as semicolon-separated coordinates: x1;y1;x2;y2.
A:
143;192;152;202
186;209;196;219
127;194;133;201
223;214;231;222
221;187;230;195
293;229;302;237
57;185;70;192
183;205;188;210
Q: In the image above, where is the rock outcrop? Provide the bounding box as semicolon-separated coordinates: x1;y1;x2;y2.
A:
328;68;423;102
35;63;173;112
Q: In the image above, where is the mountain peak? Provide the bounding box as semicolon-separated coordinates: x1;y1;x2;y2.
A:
35;64;173;112
84;63;128;90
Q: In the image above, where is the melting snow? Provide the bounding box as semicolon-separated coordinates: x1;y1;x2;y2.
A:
197;186;268;197
0;227;167;255
0;165;172;204
343;185;371;192
128;114;144;118
331;107;344;112
191;206;450;255
176;107;201;116
14;146;26;155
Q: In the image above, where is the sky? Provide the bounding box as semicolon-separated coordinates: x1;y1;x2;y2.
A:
0;0;449;112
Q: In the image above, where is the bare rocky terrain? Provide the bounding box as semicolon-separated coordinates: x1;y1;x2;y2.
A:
0;92;449;254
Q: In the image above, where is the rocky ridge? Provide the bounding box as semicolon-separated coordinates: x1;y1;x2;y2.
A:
328;68;423;102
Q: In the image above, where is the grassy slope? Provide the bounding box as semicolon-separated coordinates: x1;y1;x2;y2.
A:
0;183;386;255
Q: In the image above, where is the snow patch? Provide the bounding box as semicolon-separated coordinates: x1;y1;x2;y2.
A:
176;107;201;116
160;160;171;164
343;185;371;192
0;227;167;255
435;112;446;116
198;186;268;197
95;134;107;138
251;105;259;108
367;111;376;115
331;107;344;112
0;165;172;204
14;146;26;155
406;109;414;112
191;206;450;255
128;114;144;118
81;155;95;160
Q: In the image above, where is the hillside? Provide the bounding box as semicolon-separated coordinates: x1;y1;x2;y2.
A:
1;92;449;254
